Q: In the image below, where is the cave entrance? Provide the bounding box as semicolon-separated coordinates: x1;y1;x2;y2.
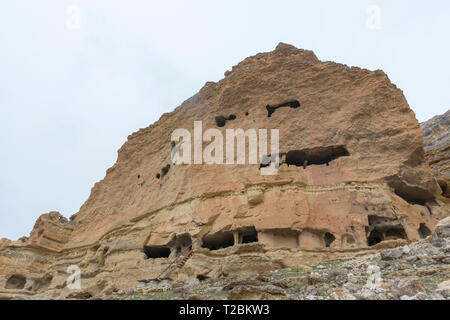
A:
324;232;336;247
238;226;258;244
215;114;236;127
202;231;235;250
5;274;26;290
438;180;449;198
143;245;171;259
266;100;300;117
197;275;210;281
32;275;53;292
367;230;384;246
285;146;349;168
285;150;307;167
418;223;431;239
170;233;193;256
385;228;407;240
367;215;409;244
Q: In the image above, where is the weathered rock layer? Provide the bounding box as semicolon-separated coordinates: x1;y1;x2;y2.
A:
1;43;448;299
421;110;450;198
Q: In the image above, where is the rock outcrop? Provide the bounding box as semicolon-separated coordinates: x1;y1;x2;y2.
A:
0;43;448;299
27;211;74;251
421;110;450;198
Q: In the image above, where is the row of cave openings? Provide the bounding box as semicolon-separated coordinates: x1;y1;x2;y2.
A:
143;218;434;259
4;274;52;291
143;227;339;260
198;228;340;250
143;227;260;259
366;215;431;246
144;233;193;259
214;99;301;128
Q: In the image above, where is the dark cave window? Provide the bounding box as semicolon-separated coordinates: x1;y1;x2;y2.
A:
202;231;235;250
418;223;431;239
367;230;384;246
143;246;171;259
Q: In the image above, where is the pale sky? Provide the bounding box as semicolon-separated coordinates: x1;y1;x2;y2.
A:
0;0;449;240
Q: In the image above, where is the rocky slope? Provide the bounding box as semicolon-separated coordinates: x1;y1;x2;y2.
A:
0;43;449;299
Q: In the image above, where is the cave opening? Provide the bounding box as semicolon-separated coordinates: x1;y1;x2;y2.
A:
170;233;193;256
202;231;235;250
390;181;436;206
5;274;27;290
239;226;258;244
215;114;237;127
215;116;226;127
285;150;307;167
324;232;336;247
266;100;300;117
394;189;427;206
197;275;210;281
418;223;431;239
156;165;170;180
32;275;53;291
385;228;407;240
438;180;448;197
161;165;170;177
143;245;171;259
285;146;349;168
367;230;384;246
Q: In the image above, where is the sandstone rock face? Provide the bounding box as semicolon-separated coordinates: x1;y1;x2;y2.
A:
0;43;448;298
421;110;450;198
0;239;12;251
28;211;74;251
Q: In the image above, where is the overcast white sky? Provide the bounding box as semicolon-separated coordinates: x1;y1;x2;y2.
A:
0;1;449;240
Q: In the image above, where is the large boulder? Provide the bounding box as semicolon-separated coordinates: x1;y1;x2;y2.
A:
432;217;450;239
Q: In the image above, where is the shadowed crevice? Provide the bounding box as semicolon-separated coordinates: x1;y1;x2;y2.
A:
285;145;350;167
215;114;236;127
266;100;300;117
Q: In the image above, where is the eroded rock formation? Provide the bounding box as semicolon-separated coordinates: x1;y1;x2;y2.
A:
421;110;450;198
1;43;449;299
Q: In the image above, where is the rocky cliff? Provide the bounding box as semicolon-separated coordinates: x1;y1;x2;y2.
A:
0;43;448;299
421;110;450;198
